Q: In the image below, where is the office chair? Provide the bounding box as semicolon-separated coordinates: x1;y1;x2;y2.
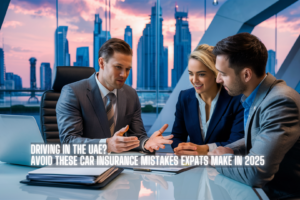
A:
40;66;95;143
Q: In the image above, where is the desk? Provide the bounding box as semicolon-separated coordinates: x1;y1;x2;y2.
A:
0;161;268;200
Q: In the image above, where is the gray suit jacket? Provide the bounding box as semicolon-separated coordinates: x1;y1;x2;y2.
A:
216;74;300;191
56;73;148;151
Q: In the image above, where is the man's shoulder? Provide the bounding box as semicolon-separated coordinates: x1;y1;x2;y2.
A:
268;80;299;100
62;78;89;93
121;84;137;95
262;80;300;108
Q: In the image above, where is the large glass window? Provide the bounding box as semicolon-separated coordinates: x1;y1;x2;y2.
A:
55;0;224;132
0;0;56;128
252;1;300;75
2;0;299;131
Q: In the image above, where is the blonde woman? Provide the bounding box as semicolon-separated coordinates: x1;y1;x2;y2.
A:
172;44;244;155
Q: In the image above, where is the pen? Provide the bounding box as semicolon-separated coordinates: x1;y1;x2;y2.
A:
133;168;152;172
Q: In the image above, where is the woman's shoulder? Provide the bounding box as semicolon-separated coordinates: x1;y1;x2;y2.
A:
179;88;196;98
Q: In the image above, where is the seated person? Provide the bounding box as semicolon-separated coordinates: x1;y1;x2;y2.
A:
209;33;300;199
56;38;173;153
172;44;244;155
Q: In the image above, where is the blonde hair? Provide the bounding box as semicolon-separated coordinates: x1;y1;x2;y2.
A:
189;44;218;78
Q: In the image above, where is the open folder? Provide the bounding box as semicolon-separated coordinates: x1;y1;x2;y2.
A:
20;166;123;189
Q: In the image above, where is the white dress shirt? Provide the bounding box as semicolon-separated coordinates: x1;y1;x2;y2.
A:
195;87;221;152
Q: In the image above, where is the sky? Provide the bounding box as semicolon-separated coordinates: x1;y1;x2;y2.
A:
1;0;300;88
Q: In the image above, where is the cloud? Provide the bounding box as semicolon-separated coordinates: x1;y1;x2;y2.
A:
5;44;34;53
258;15;300;34
9;0;56;17
2;21;23;28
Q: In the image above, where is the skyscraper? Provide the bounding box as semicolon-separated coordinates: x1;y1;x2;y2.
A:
4;72;22;90
266;50;276;76
124;25;133;86
5;72;13;80
93;14;111;72
0;48;5;87
172;5;191;88
137;4;168;90
162;47;168;89
29;57;37;89
5;73;15;90
40;63;52;90
13;74;22;89
54;26;70;79
74;47;89;67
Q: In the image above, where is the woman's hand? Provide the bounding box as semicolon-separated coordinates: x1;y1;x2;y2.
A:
174;142;209;155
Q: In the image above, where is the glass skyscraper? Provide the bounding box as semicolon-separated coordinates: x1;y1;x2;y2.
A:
266;49;276;76
0;48;5;87
74;47;89;67
93;14;111;72
40;62;52;90
5;72;14;89
137;4;168;90
172;6;191;88
13;74;22;89
54;26;70;80
124;25;133;87
5;72;22;89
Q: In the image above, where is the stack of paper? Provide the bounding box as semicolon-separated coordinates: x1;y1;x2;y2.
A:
26;166;118;185
20;166;123;190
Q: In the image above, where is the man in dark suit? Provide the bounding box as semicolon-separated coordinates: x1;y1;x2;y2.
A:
56;38;173;153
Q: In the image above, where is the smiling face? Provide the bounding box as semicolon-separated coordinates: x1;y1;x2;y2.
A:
99;52;132;91
188;58;218;94
215;55;246;96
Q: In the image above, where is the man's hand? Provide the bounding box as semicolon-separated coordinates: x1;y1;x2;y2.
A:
106;125;140;153
207;146;234;156
174;142;209;155
144;124;173;152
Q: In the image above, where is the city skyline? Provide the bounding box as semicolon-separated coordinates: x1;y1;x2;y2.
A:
1;0;300;88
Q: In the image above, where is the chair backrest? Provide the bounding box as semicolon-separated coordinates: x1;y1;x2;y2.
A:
40;66;95;143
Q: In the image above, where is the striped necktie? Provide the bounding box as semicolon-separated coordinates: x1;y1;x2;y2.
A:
105;93;116;136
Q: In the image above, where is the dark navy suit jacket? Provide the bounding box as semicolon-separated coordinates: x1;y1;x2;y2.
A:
171;86;244;149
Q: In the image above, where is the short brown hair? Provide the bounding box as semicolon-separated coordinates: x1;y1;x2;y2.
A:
98;38;132;62
213;33;268;77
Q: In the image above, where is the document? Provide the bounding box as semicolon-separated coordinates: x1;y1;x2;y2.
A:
27;166;118;184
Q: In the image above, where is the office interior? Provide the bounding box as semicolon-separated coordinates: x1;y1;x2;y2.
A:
0;0;300;199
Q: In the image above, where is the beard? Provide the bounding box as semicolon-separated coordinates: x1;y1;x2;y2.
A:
225;76;246;96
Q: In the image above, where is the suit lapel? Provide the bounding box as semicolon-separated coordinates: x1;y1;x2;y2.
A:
244;73;277;152
115;88;126;133
205;87;232;143
188;93;203;144
86;73;111;138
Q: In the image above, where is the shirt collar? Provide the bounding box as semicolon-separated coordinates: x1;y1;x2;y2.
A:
241;74;267;107
95;73;117;99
